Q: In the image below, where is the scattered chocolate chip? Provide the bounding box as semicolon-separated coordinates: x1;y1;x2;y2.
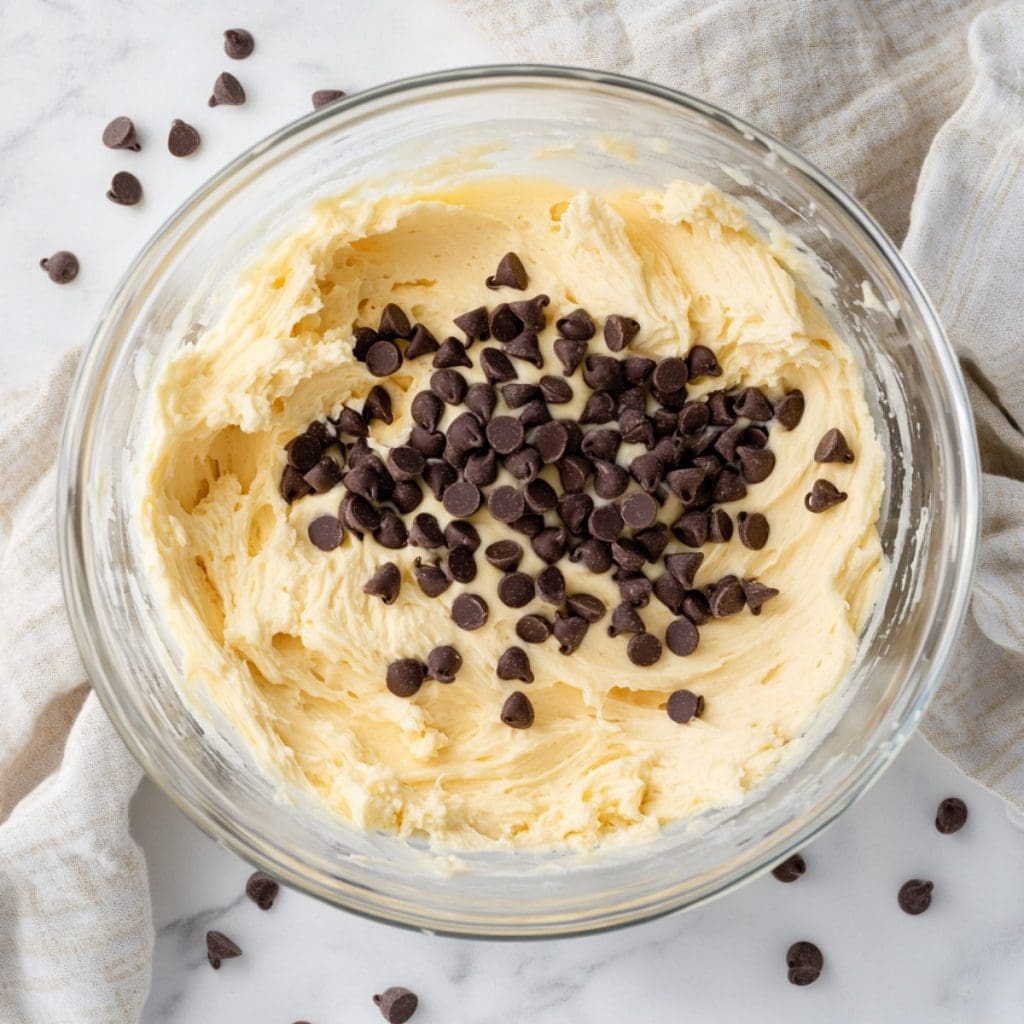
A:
387;657;426;698
521;478;556;514
398;325;433;361
745;426;770;448
678;402;710;435
652;357;688;394
533;421;569;464
594;461;629;500
538;376;572;404
341;494;380;534
665;618;700;657
898;878;934;915
738;445;776;484
611;538;646;572
629;452;663;493
665;552;704;589
286;433;323;472
209;71;246;107
444;545;477;584
489;303;522;343
393;480;423;514
608;602;645;636
665;468;704;506
442;480;481;518
772;854;806;883
580;428;620;463
588;503;624;542
304;455;343;494
774;389;805;429
583;355;623;393
936;797;968;835
487;251;528;290
815;427;854;463
603;314;640;352
308;514;344;551
579;390;616;425
553;614;588;654
508;294;550;330
375;303;410;340
536;566;566;605
40;250;79;284
653;573;687;615
709;577;746;617
626;632;661;666
312;89;346;109
465;449;498;487
497;646;533;682
732;387;773;420
558;492;593;533
681;590;712;624
484;415;522;455
409;426;445;459
373;987;418;1024
452;593;488;630
707;391;735;427
406;394;441;435
102;115;140;151
431;336;470;369
479;347;517;384
503;329;543;367
423;461;456;500
206;930;242;970
805;479;847;513
501;383;540;409
618;386;646;415
519;396;552;429
557;454;592;494
635;523;669;561
453;306;490;342
430;369;467;405
413;559;450;597
245;871;279;909
673;510;708;547
571;537;612;574
305;420;335;447
483;486;521;524
496;570;533;608
501;690;535;728
333;405;367;438
620;408;654;447
622;356;655;385
426;645;462;683
552;308;592;341
741;578;779;615
532;526;568;564
686;345;721;379
167;118;201;157
385;446;423;482
375;510;408;549
737;511;770;550
707;508;733;543
565;593;606;623
786;942;823;986
553;337;588;376
465;382;497;423
618;573;652;607
223;27;254;59
409;513;444;549
366;339;403;376
516;614;552;643
667;688;704;723
483;541;521;573
363;385;393;425
352;328;378;361
504;445;542;481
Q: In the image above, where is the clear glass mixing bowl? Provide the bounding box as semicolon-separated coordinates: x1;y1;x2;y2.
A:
57;66;980;937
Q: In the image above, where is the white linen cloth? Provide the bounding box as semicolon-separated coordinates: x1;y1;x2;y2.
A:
1;3;1021;1020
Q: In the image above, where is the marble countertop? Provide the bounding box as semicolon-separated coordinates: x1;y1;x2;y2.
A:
3;1;1022;1021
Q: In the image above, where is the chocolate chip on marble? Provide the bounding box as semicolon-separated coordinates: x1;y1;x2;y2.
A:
500;690;535;729
363;384;393;425
426;645;462;683
107;170;143;206
571;537;613;574
223;27;255;58
508;294;550;330
442;480;481;518
635;523;669;562
805;479;847;513
665;552;704;589
504;445;542;481
516;613;552;644
732;387;773;421
168;119;200;157
582;355;624;393
413;559;450;597
936;797;968;835
485;415;524;455
593;461;629;500
308;514;344;551
738;445;776;484
667;688;704;723
686;345;721;380
627;631;662;666
603;314;640;352
423;460;456;500
737;511;770;550
774;389;805;429
373;987;419;1024
503;329;543;367
553;614;588;654
452;593;488;630
608;602;645;636
486;251;529;290
532;526;568;564
707;508;733;543
245;871;278;910
786;941;824;987
772;854;807;883
653;573;687;615
487;485;526;524
453;306;490;342
444;545;477;584
497;646;534;682
611;538;646;573
553;337;588;376
479;347;517;384
815;427;855;464
341;493;380;534
206;930;242;969
681;589;712;625
40;250;79;284
673;509;708;547
409;426;445;459
103;115;141;150
312;89;347;109
209;71;246;107
523;478;558;513
557;492;593;533
709;577;746;617
489;303;523;343
536;565;566;605
618;573;652;607
375;511;408;549
566;593;606;624
741;578;779;615
665;617;700;657
409;512;445;549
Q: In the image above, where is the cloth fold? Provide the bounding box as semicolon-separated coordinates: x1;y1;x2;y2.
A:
2;2;1022;1020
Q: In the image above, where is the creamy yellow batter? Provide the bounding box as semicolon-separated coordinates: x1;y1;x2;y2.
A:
139;177;884;851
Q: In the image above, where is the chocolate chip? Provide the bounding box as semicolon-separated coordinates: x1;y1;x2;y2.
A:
536;376;570;405
413;560;450;597
373;987;418;1024
787;941;823;986
520;398;552;430
442;480;481;518
619;358;652;387
814;427;855;464
578;391;615;425
936;797;968;834
557;492;593;533
479;347;517;385
532;421;568;463
425;645;461;684
516;614;552;643
39;250;79;284
653;573;686;614
344;463;386;502
448;519;482;551
206;930;242;969
583;355;624;393
564;593;605;624
603;314;640;352
454;306;490;342
308;514;344;551
772;854;806;883
740;579;779;616
102;115;140;151
486;251;528;290
209;71;246;107
465;449;498;487
618;573;652;607
385;446;423;482
580;428;619;462
303;455;343;494
485;485;522;524
168;118;201;157
508;294;550;330
665;552;704;589
738;445;775;484
652;357;688;393
423;461;456;500
667;688;704;723
706;391;735;427
552;308;593;341
652;409;680;438
503;330;543;367
686;345;721;379
618;386;646;415
553;337;587;375
664;468;703;506
409;513;444;549
532;526;568;564
627;632;662;666
489;304;522;343
106;170;143;206
501;383;541;409
393;481;423;514
611;538;646;572
386;658;425;698
588;503;623;542
571;537;612;574
745;426;770;448
512;514;543;537
709;577;746;617
712;423;745;464
501;690;535;728
305;419;335;447
553;614;588;654
497;571;534;608
771;390;804;430
483;541;522;573
678;402;710;435
286;433;323;472
523;478;558;513
444;545;477;584
365;339;402;377
363;385;393;425
505;445;542;481
593;461;629;500
484;415;523;455
341;493;381;534
681;590;712;624
430;369;467;406
335;406;369;438
620;408;654;447
427;336;468;369
497;646;533;682
452;593;488;630
707;508;733;543
312;88;347;109
732;387;773;421
465;382;498;422
665;618;700;657
557;454;592;494
245;870;278;910
608;602;645;636
409;426;445;459
635;523;669;561
629;452;663;493
375;510;408;549
737;511;769;550
223;27;255;58
403;325;438;361
673;510;708;547
805;479;847;513
536;566;566;605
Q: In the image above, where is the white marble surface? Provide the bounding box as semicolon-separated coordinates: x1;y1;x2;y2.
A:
2;1;1023;1021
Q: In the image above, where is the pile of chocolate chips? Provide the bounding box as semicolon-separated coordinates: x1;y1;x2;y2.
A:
279;253;856;728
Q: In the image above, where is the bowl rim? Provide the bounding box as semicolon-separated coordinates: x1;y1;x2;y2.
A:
56;63;981;938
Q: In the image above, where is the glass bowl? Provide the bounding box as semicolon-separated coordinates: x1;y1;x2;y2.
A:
57;66;980;938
